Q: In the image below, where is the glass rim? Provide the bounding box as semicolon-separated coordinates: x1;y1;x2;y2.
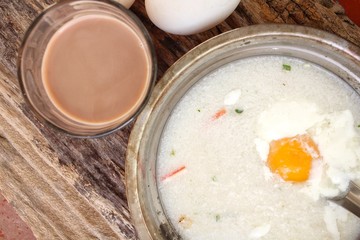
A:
17;0;157;138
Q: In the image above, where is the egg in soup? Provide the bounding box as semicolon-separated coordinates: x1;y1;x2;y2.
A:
157;56;360;240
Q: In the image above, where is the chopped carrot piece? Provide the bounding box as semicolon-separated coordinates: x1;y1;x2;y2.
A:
161;165;186;181
211;108;227;121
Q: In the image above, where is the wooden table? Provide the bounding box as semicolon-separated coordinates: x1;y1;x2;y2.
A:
0;0;359;239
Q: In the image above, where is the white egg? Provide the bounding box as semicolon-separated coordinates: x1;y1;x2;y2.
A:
145;0;240;35
117;0;135;8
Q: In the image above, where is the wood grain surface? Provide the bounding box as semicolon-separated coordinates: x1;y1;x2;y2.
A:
0;0;359;239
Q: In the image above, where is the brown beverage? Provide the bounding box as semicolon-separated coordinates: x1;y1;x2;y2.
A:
42;15;150;124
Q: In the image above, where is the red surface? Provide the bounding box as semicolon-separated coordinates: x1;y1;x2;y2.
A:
0;193;36;240
338;0;360;26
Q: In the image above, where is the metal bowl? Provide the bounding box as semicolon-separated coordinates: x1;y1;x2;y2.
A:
126;24;360;239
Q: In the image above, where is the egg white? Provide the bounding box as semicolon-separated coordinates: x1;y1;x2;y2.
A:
255;101;360;200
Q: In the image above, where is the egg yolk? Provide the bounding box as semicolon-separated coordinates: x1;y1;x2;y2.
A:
267;134;320;182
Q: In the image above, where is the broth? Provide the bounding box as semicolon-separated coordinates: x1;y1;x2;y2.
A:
157;56;360;240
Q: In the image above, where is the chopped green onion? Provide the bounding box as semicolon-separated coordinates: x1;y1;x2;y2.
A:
170;149;176;156
197;109;201;112
235;109;244;114
215;214;221;222
282;64;291;71
358;124;360;128
211;176;217;182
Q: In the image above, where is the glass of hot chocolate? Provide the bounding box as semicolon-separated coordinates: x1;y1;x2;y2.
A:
18;0;156;137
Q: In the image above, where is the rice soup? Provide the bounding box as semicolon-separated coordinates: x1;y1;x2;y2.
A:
157;56;360;240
